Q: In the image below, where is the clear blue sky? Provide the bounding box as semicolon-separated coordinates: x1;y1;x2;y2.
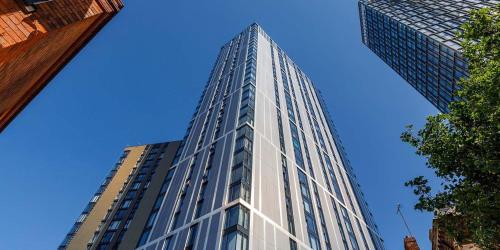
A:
0;0;440;249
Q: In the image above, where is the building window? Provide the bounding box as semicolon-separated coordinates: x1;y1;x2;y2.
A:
23;0;52;5
228;125;253;203
225;205;249;229
136;167;176;248
77;214;87;223
137;230;150;247
297;171;321;250
221;204;250;250
162;236;173;250
194;200;203;219
221;231;248;250
124;219;131;229
131;182;141;190
101;231;114;243
185;223;199;250
91;195;100;203
289;239;298;250
341;206;360;250
221;29;257;248
108;220;120;230
121;200;132;209
331;198;349;249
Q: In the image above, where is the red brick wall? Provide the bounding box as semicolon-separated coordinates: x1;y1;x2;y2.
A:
0;0;122;131
0;0;121;48
404;236;421;250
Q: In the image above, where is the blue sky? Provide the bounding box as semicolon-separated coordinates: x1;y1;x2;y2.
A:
0;0;439;249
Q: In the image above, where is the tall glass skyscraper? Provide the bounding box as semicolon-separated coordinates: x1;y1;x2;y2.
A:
133;23;383;250
358;0;498;112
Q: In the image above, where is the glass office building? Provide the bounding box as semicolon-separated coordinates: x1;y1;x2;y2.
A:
135;23;384;250
358;0;498;112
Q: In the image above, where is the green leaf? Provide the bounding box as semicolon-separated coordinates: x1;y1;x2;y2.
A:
402;4;500;249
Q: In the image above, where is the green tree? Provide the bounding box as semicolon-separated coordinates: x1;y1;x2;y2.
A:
401;5;499;249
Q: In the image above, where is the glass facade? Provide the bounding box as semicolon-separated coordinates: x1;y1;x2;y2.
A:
358;0;498;112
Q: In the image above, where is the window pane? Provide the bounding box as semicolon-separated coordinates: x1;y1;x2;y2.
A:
222;231;237;250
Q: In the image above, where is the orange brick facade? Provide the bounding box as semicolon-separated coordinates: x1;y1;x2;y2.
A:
0;0;123;132
404;236;421;250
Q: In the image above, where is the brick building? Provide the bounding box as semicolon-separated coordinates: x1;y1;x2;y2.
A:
430;219;481;250
0;0;123;132
404;236;420;250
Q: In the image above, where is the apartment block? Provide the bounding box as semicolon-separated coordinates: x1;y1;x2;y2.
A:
135;24;384;250
59;141;180;250
0;0;123;131
358;0;498;112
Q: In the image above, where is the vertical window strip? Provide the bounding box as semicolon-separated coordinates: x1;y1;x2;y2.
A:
295;68;353;214
293;69;337;199
312;183;332;250
278;50;296;122
323;154;345;202
355;218;370;250
278;50;308;172
227;28;257;204
284;58;305;132
295;105;331;250
312;85;375;229
336;163;358;215
173;37;236;166
193;143;216;220
301;131;332;250
238;83;256;126
264;24;382;249
136;167;177;247
341;206;360;250
169;154;198;232
297;170;322;250
315;146;333;193
239;31;257;126
271;44;298;248
277;47;324;250
293;67;336;197
212;37;241;141
222;26;257;250
196;107;214;151
290;238;298;250
281;155;296;235
290;122;305;170
196;35;243;152
331;198;350;249
368;227;385;250
295;67;318;119
185;223;199;250
101;146;166;249
304;77;336;158
213;98;227;141
301;132;316;179
270;48;290;164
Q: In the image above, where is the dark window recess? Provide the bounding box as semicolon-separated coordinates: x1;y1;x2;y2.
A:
185;223;199;250
23;0;52;4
